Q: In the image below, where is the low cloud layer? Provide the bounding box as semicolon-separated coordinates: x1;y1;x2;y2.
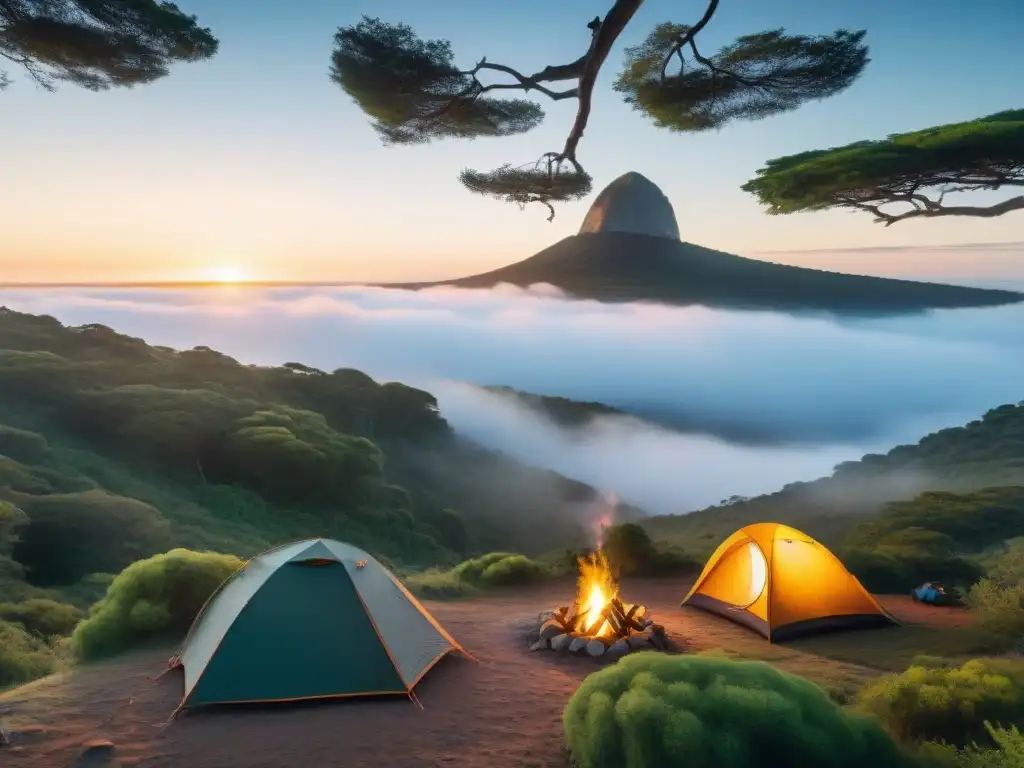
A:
2;284;1022;512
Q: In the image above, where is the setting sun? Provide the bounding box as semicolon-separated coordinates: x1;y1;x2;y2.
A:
204;266;247;284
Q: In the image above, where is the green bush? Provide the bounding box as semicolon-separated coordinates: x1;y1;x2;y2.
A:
0;619;59;688
854;658;1024;748
563;654;904;768
403;567;478;599
451;552;520;583
603;523;658;576
479;554;547;587
842;547;983;594
918;723;1024;768
72;548;243;660
0;598;84;637
12;489;172;586
963;578;1024;653
0;424;49;464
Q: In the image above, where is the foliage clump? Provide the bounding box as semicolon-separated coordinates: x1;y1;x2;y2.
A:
330;16;544;146
603;523;701;577
616;26;869;132
742;109;1024;225
0;620;61;688
853;658;1024;748
563;653;904;768
0;598;84;637
72;549;242;660
0;0;219;92
452;551;549;588
919;723;1024;768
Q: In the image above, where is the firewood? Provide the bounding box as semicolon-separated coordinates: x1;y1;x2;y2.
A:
601;605;623;636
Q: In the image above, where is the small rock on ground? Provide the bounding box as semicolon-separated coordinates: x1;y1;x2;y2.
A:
607;638;630;655
568;636;588;653
529;638;549;651
586;640;606;658
550;633;573;652
76;739;117;767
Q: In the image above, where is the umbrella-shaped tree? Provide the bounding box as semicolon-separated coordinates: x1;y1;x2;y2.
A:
329;0;870;221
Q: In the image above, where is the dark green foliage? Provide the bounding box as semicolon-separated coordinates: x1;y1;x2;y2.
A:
452;552;522;583
854;659;1024;748
918;723;1024;768
0;598;84;637
616;26;869;132
563;654;904;768
645;405;1024;554
477;554;547;587
0;619;59;688
0;424;49;464
11;489;172;586
0;0;218;92
742;109;1024;225
220;405;383;504
459;163;593;216
329;17;543;145
603;522;700;578
72;548;243;660
484;386;627;428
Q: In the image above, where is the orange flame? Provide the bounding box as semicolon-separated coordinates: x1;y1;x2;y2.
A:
576;550;617;638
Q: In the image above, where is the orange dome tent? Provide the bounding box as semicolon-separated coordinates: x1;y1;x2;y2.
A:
681;523;897;642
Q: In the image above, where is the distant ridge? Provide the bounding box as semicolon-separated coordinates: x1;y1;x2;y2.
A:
388;172;1023;315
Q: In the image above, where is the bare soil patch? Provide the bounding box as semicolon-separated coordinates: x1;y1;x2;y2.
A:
0;579;976;768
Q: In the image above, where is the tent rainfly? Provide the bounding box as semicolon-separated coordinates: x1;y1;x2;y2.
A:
169;538;470;712
681;523;897;642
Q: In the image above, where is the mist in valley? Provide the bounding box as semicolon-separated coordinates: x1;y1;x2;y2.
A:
2;284;1022;514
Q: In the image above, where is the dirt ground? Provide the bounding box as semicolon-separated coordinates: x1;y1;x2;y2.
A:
0;579;976;768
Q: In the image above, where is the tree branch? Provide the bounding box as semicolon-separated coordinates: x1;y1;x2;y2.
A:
464;60;579;100
842;194;1024;226
560;0;646;162
660;0;721;79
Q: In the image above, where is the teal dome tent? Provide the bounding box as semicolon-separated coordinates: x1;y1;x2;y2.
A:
168;538;470;714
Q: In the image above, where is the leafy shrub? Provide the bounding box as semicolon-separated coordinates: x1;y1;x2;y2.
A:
452;552;520;583
918;723;1024;768
0;598;84;637
563;654;904;768
854;658;1024;748
0;424;49;464
964;578;1024;653
842;547;983;594
404;567;478;599
72;548;243;660
12;489;172;586
603;523;658;576
0;619;59;688
479;554;546;586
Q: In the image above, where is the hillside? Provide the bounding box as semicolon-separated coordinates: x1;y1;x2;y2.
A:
393;232;1022;315
642;400;1024;554
0;307;642;607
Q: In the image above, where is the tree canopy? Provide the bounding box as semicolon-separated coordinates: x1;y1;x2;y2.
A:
0;0;217;92
742;109;1024;225
330;1;869;220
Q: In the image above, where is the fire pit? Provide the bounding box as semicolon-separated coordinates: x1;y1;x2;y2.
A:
529;552;670;659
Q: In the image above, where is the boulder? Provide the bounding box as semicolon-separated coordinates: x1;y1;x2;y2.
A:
578;172;681;241
568;636;588;654
539;619;563;641
626;634;649;650
607;638;630;656
550;633;574;652
586;640;607;658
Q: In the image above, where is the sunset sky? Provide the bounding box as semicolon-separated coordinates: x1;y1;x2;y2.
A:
1;0;1021;285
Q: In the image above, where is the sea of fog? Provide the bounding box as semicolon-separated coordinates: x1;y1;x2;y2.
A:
1;283;1022;515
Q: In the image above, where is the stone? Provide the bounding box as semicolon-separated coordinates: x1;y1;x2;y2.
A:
586;640;607;658
578;172;680;241
539;619;564;641
649;625;669;651
626;634;649;650
568;636;588;654
76;739;116;767
0;724;9;748
607;638;630;656
550;633;574;652
529;638;549;651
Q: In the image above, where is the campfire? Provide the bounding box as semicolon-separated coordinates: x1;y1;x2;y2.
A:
530;551;668;658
